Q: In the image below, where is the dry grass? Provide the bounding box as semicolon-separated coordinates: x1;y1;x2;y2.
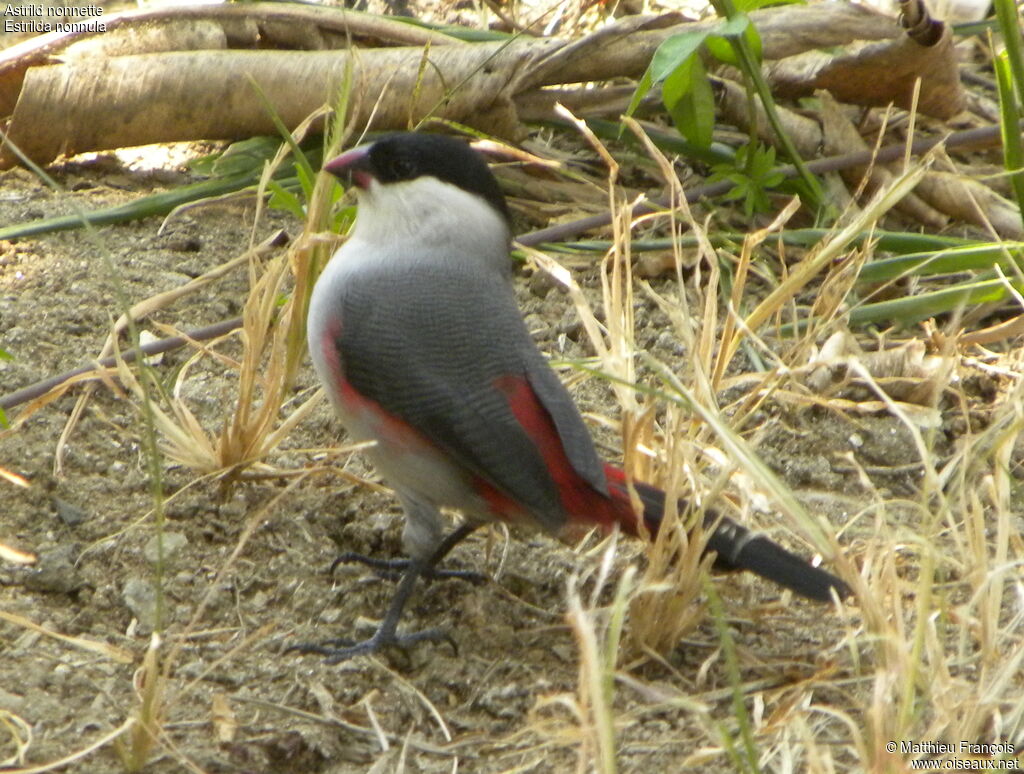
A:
514;116;1024;771
0;100;357;770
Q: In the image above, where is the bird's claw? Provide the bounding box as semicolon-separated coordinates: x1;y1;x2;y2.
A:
330;552;486;585
288;626;457;663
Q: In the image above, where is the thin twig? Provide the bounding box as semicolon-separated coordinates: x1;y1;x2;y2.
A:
0;317;242;411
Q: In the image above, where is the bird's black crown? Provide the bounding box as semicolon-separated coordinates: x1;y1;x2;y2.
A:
367;133;510;224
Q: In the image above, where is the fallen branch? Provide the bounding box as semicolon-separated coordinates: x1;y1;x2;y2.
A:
0;2;461;115
1;3;963;167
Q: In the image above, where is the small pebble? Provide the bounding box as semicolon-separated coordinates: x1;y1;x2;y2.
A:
143;532;188;567
122;577;159;633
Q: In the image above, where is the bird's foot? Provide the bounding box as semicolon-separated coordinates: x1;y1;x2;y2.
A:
330;552;486;584
287;626;456;663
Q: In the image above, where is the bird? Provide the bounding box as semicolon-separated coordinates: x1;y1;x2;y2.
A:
299;132;849;662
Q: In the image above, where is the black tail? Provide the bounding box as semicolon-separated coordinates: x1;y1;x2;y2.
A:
624;478;850;603
702;518;850;602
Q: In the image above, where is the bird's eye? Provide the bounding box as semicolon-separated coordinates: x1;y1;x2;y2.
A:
389;157;416;179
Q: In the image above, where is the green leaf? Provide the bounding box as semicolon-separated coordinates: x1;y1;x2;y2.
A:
705;16;762;66
661;56;693;114
209;136;281;178
707;141;785;215
718;13;752;36
748;143;777;177
667;59;716;149
705;34;738;66
743;21;763;63
626;26;726;138
332;202;358;233
720;177;751;202
650;30;713;82
624;67;655;119
267;179;306;220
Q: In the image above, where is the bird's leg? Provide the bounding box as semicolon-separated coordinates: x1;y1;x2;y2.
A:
331;499;486;583
289;522;478;662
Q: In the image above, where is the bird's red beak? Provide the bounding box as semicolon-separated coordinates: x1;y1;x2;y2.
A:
323;146;373;189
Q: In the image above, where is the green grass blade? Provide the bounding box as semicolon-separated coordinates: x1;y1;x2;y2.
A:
994;46;1024;229
858;243;1024;283
992;0;1024;107
850;275;1021;327
246;78;318;197
0;172;300;240
542;230;977;255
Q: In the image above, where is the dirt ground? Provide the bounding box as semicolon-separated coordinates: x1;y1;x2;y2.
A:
1;134;1002;774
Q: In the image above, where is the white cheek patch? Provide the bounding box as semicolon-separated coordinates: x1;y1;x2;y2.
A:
351;176;510;271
